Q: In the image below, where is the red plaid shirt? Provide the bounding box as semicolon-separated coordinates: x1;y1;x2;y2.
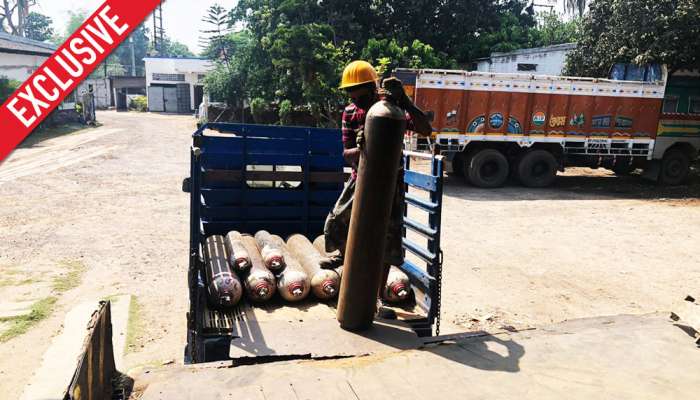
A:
341;101;413;178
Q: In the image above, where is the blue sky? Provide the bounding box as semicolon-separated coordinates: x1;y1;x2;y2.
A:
36;0;231;54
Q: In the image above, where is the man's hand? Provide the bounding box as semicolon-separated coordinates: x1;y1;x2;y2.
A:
381;77;410;108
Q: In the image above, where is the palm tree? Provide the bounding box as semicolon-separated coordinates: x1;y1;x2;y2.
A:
563;0;587;17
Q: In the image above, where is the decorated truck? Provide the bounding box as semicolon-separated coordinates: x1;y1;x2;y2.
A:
397;65;700;187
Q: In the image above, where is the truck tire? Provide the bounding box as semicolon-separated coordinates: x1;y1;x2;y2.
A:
448;154;464;177
517;149;557;188
659;148;690;185
612;157;634;176
466;149;509;188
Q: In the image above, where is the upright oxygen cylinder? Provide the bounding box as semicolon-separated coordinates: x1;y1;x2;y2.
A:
382;266;412;303
240;235;276;303
287;234;340;300
337;99;406;331
225;231;252;272
255;230;286;272
313;235;344;279
204;235;243;308
276;242;311;302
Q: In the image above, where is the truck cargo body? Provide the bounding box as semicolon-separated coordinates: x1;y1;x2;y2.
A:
397;67;700;187
184;123;445;363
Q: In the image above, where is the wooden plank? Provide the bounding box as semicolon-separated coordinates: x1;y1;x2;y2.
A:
203;169;348;184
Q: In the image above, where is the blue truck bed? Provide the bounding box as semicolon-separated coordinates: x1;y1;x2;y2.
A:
184;123;444;363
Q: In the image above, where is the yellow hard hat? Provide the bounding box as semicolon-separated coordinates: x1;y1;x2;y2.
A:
339;60;379;89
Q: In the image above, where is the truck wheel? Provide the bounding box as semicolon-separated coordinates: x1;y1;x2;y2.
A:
466;149;509;188
517;150;557;188
659;148;690;185
448;154;464;177
612;157;634;176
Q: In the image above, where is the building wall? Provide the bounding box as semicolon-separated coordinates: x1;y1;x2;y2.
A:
144;58;213;111
0;52;49;81
76;78;112;109
476;44;576;76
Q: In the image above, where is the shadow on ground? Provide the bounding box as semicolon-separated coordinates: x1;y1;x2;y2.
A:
444;165;700;201
18;123;97;149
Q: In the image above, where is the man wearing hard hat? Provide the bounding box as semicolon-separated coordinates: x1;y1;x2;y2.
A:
322;60;432;318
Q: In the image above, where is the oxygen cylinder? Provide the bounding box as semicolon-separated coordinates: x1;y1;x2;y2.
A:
203;235;243;308
255;230;286;272
287;234;340;300
382;266;412;303
313;235;344;279
276;243;311;302
240;235;276;303
337;99;406;331
225;231;252;272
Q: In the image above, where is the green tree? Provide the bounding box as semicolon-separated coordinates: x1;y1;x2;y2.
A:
52;9;87;45
0;76;21;104
24;11;53;41
200;4;232;61
531;11;578;47
160;36;195;57
564;0;700;77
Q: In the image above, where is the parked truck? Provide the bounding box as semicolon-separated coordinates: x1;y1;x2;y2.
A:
397;65;700;187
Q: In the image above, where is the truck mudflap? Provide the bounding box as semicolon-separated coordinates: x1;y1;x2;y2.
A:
185;123;445;363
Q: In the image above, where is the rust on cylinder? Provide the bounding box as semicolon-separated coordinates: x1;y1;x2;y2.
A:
204;235;243;308
225;231;252;272
287;234;340;300
276;241;311;302
382;266;412;303
255;230;286;272
240;235;276;302
337;100;406;331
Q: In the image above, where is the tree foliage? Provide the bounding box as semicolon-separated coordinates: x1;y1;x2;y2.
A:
203;0;579;126
24;11;53;41
564;0;700;77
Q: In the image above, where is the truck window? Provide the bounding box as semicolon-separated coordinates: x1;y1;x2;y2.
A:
689;97;700;114
663;96;679;113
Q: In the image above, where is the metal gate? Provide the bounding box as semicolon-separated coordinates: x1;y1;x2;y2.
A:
164;87;178;113
147;86;164;112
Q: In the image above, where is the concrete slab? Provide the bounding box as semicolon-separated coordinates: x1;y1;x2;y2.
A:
20;297;131;400
138;313;700;400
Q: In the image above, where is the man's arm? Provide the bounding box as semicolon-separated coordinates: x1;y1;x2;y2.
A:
382;77;432;137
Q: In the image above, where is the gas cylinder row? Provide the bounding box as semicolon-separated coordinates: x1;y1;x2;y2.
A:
203;231;412;309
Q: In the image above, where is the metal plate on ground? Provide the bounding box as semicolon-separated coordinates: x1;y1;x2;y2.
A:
217;301;422;360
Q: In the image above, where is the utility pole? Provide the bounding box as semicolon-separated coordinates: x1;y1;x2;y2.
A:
130;36;136;76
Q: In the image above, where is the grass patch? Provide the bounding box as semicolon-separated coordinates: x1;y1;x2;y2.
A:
126;295;143;353
52;259;87;293
0;277;39;287
0;297;57;342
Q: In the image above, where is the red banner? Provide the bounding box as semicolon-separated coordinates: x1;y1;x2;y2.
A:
0;0;162;162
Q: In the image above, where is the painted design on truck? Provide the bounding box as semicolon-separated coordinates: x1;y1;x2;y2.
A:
569;113;585;127
532;111;546;126
657;115;700;137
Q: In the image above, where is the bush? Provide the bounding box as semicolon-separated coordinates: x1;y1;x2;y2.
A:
129;95;148;112
278;99;293;125
0;77;21;105
250;97;267;123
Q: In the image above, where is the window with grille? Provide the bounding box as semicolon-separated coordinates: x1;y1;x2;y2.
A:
152;73;185;82
662;96;679;113
689;97;700;114
517;63;537;72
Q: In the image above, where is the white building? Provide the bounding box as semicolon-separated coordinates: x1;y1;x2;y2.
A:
144;57;213;113
0;31;55;81
476;43;576;76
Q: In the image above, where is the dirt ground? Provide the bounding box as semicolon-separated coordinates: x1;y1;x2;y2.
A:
1;111;699;398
